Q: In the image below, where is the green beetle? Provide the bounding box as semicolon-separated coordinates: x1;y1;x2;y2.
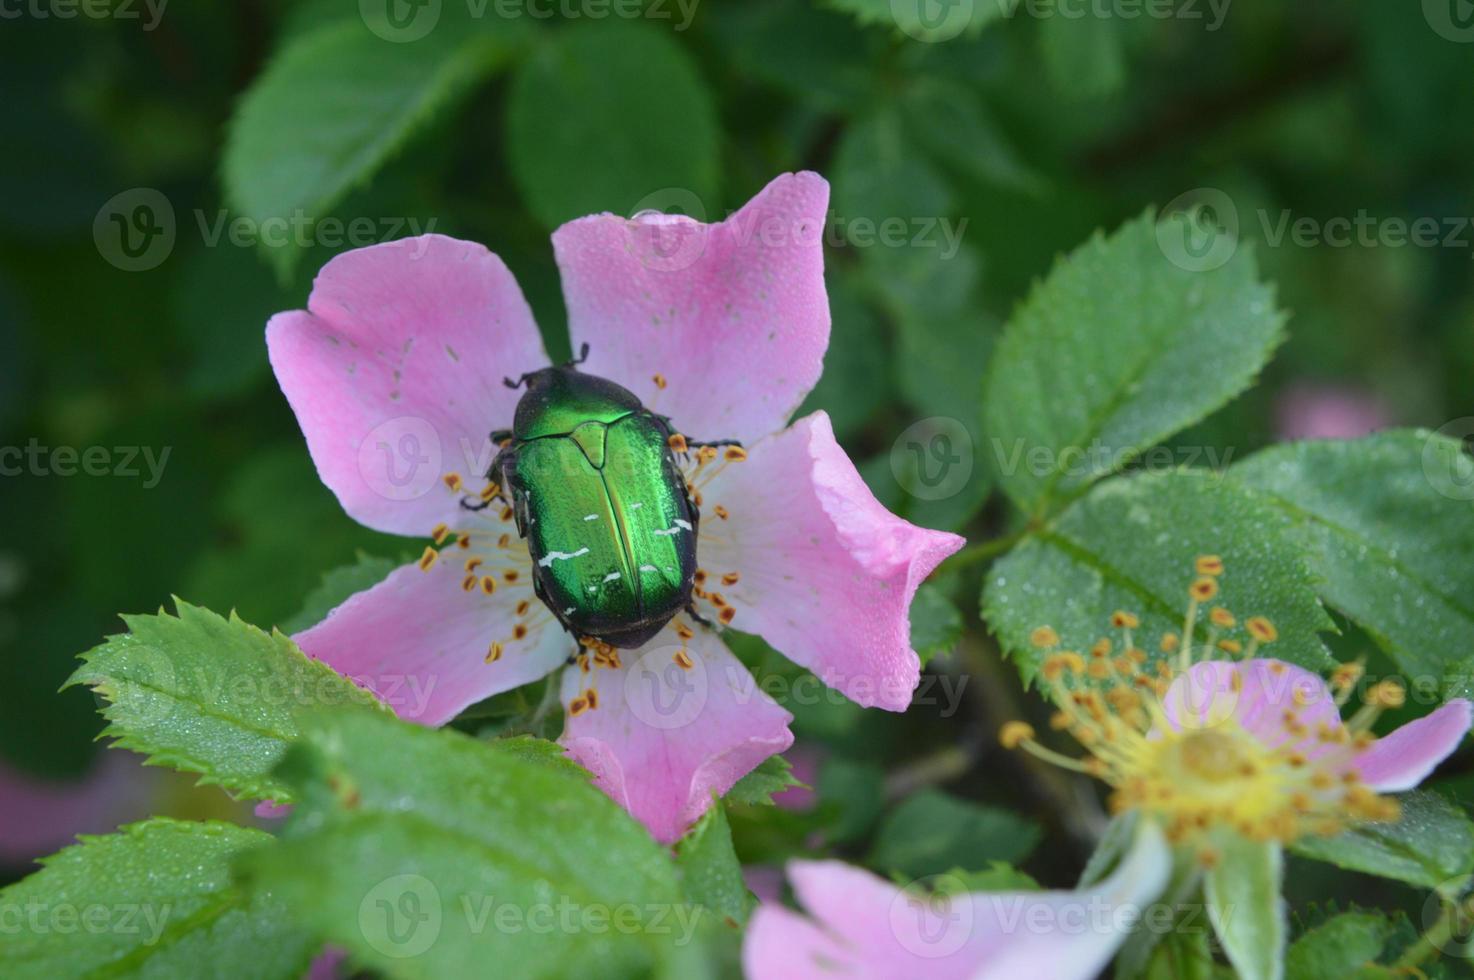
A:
478;347;735;649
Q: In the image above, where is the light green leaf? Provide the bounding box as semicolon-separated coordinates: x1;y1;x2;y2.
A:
1232;431;1474;679
983;470;1335;683
941;862;1039;892
910;583;963;666
281;552;400;634
725;755;804;807
833;107;954;229
1205;835;1286;980
66;600;385;803
237;708;689;979
868;790;1040;878
224;17;525;277
506;22;718;229
0;819;316;980
982;210;1285;513
1291;790;1474;891
1285;911;1397;980
676;803;752;927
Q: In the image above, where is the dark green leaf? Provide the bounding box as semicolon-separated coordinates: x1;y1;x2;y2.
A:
982;210;1285;513
66;600;385;803
0;819;316;980
506;22;719;229
281;553;400;634
900;78;1042;193
237;708;689;979
725;755;804;807
868;789;1040;878
1232;431;1474;679
676;803;752;927
983;470;1335;683
1040;8;1127;99
1285;911;1397;980
910;583;963;666
1292;790;1474;892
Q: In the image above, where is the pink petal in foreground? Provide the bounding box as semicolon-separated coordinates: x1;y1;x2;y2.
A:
1356;698;1472;792
559;628;793;844
743;819;1172;980
267;234;549;536
700;412;964;711
553;172;831;446
0;753;162;865
293;557;570;726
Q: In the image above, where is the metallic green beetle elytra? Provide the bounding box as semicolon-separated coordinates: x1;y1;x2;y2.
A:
482;348;732;649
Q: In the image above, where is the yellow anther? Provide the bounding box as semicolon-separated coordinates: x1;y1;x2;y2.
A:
674;649;695;670
443;473;463;492
1111;611;1140;629
1030;626;1060;649
1209;607;1235;628
1367;680;1405;709
723;446;748;462
667;432;688;453
485;642;503;663
1196;555;1224;576
1190;577;1218;601
999;721;1036;749
652;373;668;390
1245;617;1278;643
480;576;497;595
418;546;438;571
431;523;450;545
1160;632;1180;653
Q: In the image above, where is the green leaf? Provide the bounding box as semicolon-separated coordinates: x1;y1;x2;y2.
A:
797;270;892;440
1039;8;1127;99
900;78;1043;194
725;755;804;807
237;708;690;978
823;0;1012;42
982;210;1285;513
281;552;399;634
983;470;1335;683
1292;790;1474;892
1205;835;1286;980
941;862;1039;892
0;819;316;980
1232;431;1474;679
1285;912;1397;980
816;758;887;844
676;803;752;927
66;600;385;803
868;790;1040;878
833;107;953;229
910;583;963;666
223;18;525;277
506;22;718;229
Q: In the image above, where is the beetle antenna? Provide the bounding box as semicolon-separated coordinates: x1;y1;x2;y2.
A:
504;373;528;389
569;343;590;367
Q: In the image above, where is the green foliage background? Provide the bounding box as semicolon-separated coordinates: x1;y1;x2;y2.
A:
3;0;1474;976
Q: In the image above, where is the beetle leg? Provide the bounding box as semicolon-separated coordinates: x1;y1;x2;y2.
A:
684;438;744;450
458;496;493;513
567;342;591;367
684;602;717;631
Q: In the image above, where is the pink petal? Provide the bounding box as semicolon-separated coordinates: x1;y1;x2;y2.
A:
700;412;964;711
743;820;1172;980
1356;698;1472;792
552;172;831;445
558;628;793;844
293;557;569;726
0;753;162;865
267;235;548;536
1163;659;1344;757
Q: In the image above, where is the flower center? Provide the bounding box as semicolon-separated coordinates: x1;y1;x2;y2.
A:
1173;729;1252;784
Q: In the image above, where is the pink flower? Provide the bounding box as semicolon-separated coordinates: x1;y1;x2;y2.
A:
1275;382;1389;441
1003;559;1472;848
265;173;963;843
743;818;1171;980
0;753;163;866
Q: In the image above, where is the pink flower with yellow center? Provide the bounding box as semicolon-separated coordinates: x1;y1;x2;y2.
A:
264;173;963;842
1000;557;1472;853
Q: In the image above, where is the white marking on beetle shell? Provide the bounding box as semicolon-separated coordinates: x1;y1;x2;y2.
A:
602;571;622;583
639;564;658;573
583;513;600;521
631;501;644;509
563;607;575;615
538;547;591;567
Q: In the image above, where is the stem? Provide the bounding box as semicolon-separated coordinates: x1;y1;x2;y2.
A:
941;530;1027;574
1392;898;1466;971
